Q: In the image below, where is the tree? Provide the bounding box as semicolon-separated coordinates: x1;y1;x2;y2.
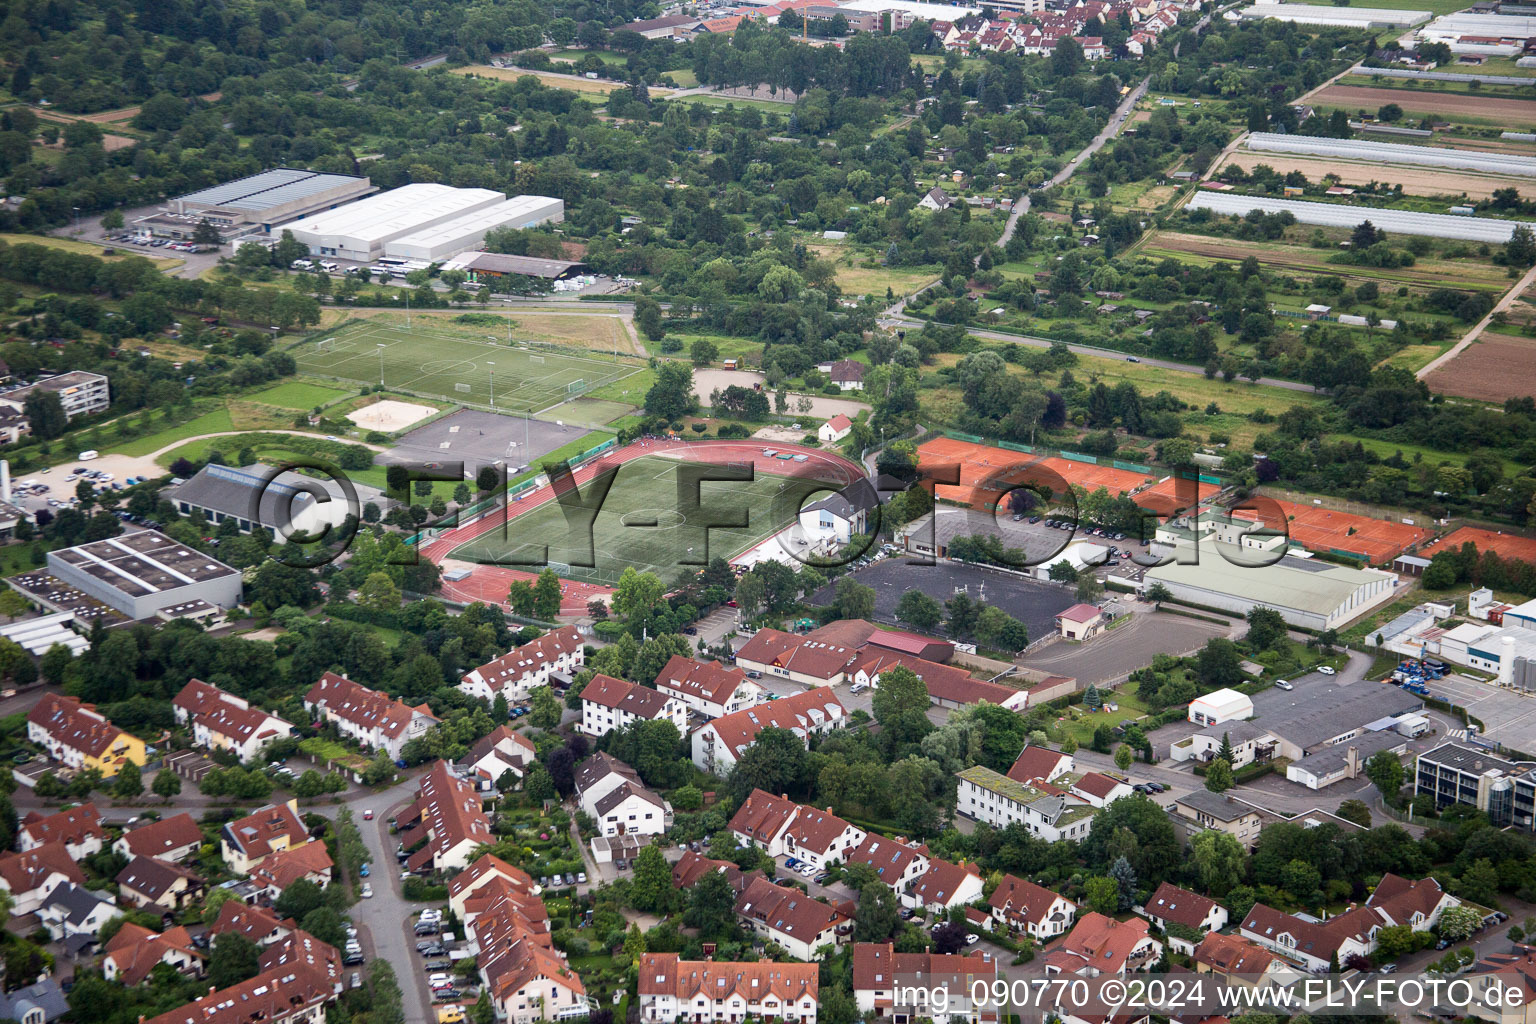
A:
853;882;902;942
689;339;719;366
1336;799;1371;827
870;666;929;725
529;685;563;729
1437;904;1482;942
635;296;666;343
683;869;736;937
151;769;181;803
1075;569;1103;603
208;932;260;988
896;590;942;629
1145;582;1172;606
0;590;28;621
525;763;555;804
612;567;665;620
1244;606;1287;652
833;577;876;621
1084;876;1119;915
356;572;401;613
1109;855;1138;910
23;391;66;440
1083;684;1102;711
531;569;563;620
476;465;501;493
1114;745;1134;770
727;727;808;800
630;845;673;912
193;218;221;246
1195;638;1244;688
1189;829;1247;897
1205;758;1234;793
1365;750;1405;803
112;762;143;801
976;605;1028;651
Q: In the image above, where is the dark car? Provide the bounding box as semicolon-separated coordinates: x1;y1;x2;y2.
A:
900;908;916;920
344;953;365;966
616;859;628;871
419;944;446;956
1028;515;1042;523
425;961;452;971
683;626;698;635
434;990;461;1002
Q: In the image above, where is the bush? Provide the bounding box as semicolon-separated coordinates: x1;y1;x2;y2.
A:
402;877;449;901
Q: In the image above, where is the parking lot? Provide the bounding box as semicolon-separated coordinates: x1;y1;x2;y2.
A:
1428;673;1536;753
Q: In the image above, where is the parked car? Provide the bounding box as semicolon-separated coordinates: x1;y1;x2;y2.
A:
577;872;587;884
359;863;370;877
1318;666;1336;676
1275;679;1293;691
344;953;365;965
433;990;461;1003
360;884;373;898
416;941;439;953
425;961;452;971
616;859;628;871
420;944;447;956
965;934;980;946
363;809;374;820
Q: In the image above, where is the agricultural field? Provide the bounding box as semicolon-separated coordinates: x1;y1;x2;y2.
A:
1423;332;1536;403
1309;84;1536;128
1219;150;1536;201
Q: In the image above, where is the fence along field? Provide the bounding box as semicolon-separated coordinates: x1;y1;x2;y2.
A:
292;319;643;414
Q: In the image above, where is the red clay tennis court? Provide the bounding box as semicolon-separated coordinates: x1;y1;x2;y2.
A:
1422;526;1536;565
917;437;1215;515
1231;496;1431;564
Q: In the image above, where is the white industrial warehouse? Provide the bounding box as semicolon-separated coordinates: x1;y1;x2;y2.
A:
1245;133;1536;177
1415;11;1536;52
1235;2;1428;27
1355;67;1533;87
1189;190;1534;244
282;184;563;263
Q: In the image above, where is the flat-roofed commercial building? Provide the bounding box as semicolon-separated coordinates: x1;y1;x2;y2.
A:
46;532;242;620
384;195;564;262
137;168;375;241
283;183;506;262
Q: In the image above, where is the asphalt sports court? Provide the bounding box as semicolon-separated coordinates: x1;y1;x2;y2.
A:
293;319;643;413
446;454;816;586
378;409;592;470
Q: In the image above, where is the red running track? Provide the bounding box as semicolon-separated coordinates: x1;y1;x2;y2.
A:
418;439;864;618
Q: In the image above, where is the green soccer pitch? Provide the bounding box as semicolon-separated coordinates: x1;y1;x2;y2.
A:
446;454;806;585
293;319;642;413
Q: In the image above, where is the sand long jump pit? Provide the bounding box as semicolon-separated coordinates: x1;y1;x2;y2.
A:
347;399;437;432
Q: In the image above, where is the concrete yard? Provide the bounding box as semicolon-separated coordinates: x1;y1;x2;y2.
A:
1427;673;1536;753
377;408;592;473
1022;607;1233;687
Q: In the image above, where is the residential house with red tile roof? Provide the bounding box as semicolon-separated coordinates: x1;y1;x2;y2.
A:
989;875;1077;940
249;841;335;900
0;842;86;915
852;943;998;1023
113;812;204;864
19;802;105;859
302;672;438;761
116;856;205;911
458;724;537;790
219;799;312;875
140;963;333;1024
1043;913;1162;976
904;857;984;914
818;415;853;444
398;760;494;873
692;688;846;775
1071;772;1134;808
1008;745;1075;786
258;929;342;996
26;693;144;777
101;923;203;986
655;655;763;719
735;876;851;960
729;790;802;856
210;900;291;946
475;925;587;1023
580;674;686;738
458;874;551;942
841;834;929;892
781;806;864;870
846;649;1026;711
1240;875;1457;972
459;625;585;703
640;953;818;1024
1144;883;1228;953
670;849;746;892
1191;932;1305;990
448;852;539;922
173;679;293;764
733;629;857;687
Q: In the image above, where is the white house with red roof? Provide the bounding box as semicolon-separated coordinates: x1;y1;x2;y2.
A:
173;679;293;764
19;803;105;859
654;655;763;719
729;790;802;856
114;813;204;864
842;833;929;891
852;943;998;1024
782;806;865;870
1056;603;1106;640
733;628;857;686
1043;913;1162;976
458;724;537;790
398;760;494;873
735;876;851;960
989;875;1077;939
459;625;585;704
1070;772;1134;808
302;672;438;761
904;857;984;914
692;688;846;775
580;674;687;737
1008;744;1075;785
1143;882;1228;953
641;953;818;1024
818;415;853;444
0;843;86;915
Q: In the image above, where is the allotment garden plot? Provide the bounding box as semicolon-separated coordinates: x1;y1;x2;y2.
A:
293;319;642;414
447;454;810;586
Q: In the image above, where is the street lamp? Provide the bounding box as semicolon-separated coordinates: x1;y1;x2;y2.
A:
487;362;495;407
71;207;80;235
377;344;386;387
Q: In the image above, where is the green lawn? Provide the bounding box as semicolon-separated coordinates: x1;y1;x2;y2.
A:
1053;686;1154;745
116;407;237;457
247;381;354;411
507;430;618;489
300;737;354;761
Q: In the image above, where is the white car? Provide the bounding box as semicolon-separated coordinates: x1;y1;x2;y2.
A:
360;884;373;898
428;974;453;986
1318;666;1336;676
1274;680;1293;691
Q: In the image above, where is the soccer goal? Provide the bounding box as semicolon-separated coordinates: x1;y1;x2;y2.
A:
529;354;546;364
567;379;586;396
455;383;471;393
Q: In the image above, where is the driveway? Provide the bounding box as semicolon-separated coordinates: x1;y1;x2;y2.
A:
1022;608;1232;687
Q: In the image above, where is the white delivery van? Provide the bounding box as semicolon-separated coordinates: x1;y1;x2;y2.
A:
78;450;99;461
